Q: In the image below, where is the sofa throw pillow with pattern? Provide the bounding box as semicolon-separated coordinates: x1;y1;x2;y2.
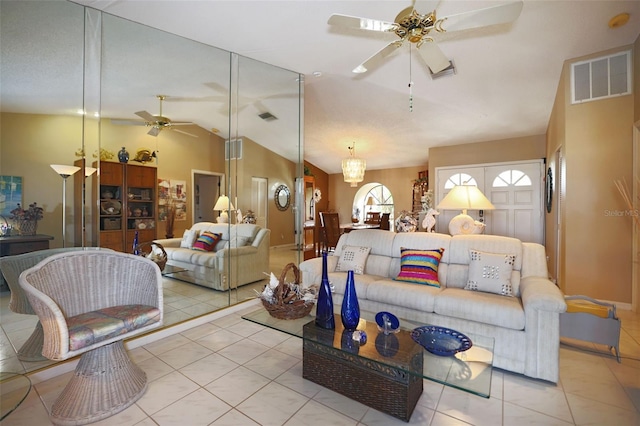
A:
192;231;222;252
335;245;371;275
394;247;444;287
465;249;516;296
180;229;199;249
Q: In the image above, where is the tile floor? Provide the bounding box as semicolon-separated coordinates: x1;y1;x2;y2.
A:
2;302;639;425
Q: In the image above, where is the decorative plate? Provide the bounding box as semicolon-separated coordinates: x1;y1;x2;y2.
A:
410;326;472;357
375;311;400;334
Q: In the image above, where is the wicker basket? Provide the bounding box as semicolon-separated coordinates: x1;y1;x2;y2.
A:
261;263;314;320
135;242;167;271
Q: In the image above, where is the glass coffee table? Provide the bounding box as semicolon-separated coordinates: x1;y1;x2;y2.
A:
242;308;494;422
0;372;32;420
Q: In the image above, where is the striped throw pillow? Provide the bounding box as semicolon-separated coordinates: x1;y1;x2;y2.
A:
394;247;444;287
192;232;222;252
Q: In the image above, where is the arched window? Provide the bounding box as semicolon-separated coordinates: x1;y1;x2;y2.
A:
492;170;532;187
363;184;394;214
444;173;477;189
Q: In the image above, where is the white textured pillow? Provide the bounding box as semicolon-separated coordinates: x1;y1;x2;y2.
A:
465;249;516;297
335;245;371;275
180;229;199;249
229;236;250;248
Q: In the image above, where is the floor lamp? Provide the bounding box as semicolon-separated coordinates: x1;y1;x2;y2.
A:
50;164;81;247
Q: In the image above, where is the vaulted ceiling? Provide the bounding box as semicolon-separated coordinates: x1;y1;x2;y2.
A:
23;1;640;173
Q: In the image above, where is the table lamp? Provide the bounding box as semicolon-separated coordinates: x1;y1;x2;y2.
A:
436;184;494;235
213;195;235;223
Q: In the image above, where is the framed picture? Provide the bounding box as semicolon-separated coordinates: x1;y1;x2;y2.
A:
0;176;23;216
158;178;187;221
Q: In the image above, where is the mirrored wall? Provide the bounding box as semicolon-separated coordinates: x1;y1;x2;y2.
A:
0;0;303;373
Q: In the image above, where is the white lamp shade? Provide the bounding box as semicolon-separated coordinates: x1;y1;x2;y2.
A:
50;164;81;177
213;195;235;212
437;185;495;212
84;167;97;177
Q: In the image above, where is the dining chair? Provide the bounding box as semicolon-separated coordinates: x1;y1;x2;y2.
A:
319;211;342;252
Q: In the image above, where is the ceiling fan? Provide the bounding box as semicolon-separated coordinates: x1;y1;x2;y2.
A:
112;95;198;137
328;0;523;75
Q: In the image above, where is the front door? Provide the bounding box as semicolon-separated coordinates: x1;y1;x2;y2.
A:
436;160;544;243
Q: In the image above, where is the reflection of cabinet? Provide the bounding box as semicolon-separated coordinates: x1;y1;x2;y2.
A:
303;176;316;260
94;162;157;252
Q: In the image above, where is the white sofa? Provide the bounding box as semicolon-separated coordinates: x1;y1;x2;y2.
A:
299;229;566;383
154;222;270;291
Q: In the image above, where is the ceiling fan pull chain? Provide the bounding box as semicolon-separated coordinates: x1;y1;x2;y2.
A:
408;45;413;112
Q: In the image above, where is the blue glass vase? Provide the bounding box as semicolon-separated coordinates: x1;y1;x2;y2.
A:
315;251;335;329
341;270;360;330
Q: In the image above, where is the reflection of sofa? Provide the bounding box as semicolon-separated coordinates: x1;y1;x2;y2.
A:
154;223;270;291
299;230;566;383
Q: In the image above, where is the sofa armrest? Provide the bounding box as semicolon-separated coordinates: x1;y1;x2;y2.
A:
299;256;339;287
520;276;566;313
153;238;181;248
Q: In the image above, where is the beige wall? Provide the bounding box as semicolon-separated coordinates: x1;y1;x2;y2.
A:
328;166;426;224
427;135;546;191
546;44;636;304
235;137;297;246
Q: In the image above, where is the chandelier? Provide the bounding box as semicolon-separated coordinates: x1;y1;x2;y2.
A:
342;142;366;187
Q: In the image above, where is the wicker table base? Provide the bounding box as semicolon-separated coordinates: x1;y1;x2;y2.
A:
303;339;423;422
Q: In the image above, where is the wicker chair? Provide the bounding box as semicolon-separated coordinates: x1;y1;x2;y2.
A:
19;251;163;425
0;247;107;362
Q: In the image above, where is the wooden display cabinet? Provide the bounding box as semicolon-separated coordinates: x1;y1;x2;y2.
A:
125;164;157;250
92;162;157;253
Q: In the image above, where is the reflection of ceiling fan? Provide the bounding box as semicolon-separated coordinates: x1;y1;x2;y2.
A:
112;95;198;137
165;82;298;117
328;0;523;75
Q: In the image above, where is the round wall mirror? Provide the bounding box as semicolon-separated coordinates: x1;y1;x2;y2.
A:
275;184;290;211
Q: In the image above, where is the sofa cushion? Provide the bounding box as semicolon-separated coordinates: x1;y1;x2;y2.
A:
434;288;525;330
336;245;371;275
328;271;380;300
465;249;516;297
180;229;199;249
366;278;441;313
394;247;444;287
230;236;250;248
193;232;222;252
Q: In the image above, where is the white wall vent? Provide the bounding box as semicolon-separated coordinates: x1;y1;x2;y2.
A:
225;138;243;160
571;50;631;104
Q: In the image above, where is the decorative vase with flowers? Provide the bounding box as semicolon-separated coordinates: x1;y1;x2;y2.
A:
9;202;44;236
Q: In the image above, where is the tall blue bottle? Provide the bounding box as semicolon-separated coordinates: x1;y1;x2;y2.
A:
133;230;140;255
315;251;335;329
341;270;360;330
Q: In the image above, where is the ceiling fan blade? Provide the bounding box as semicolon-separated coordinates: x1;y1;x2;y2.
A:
328;14;396;32
353;41;403;74
135;110;156;122
173;128;199;138
164;95;227;103
111;119;146;126
412;0;441;14
436;1;523;33
168;122;195;126
416;39;450;74
147;127;160;137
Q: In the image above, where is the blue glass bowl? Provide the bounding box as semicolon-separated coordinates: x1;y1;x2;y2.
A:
410;326;472;356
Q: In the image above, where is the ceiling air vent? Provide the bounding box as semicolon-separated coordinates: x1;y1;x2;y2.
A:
258;112;278;121
571;50;631;104
225;139;243;160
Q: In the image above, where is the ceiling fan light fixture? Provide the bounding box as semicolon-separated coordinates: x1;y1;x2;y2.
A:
608;12;630;29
